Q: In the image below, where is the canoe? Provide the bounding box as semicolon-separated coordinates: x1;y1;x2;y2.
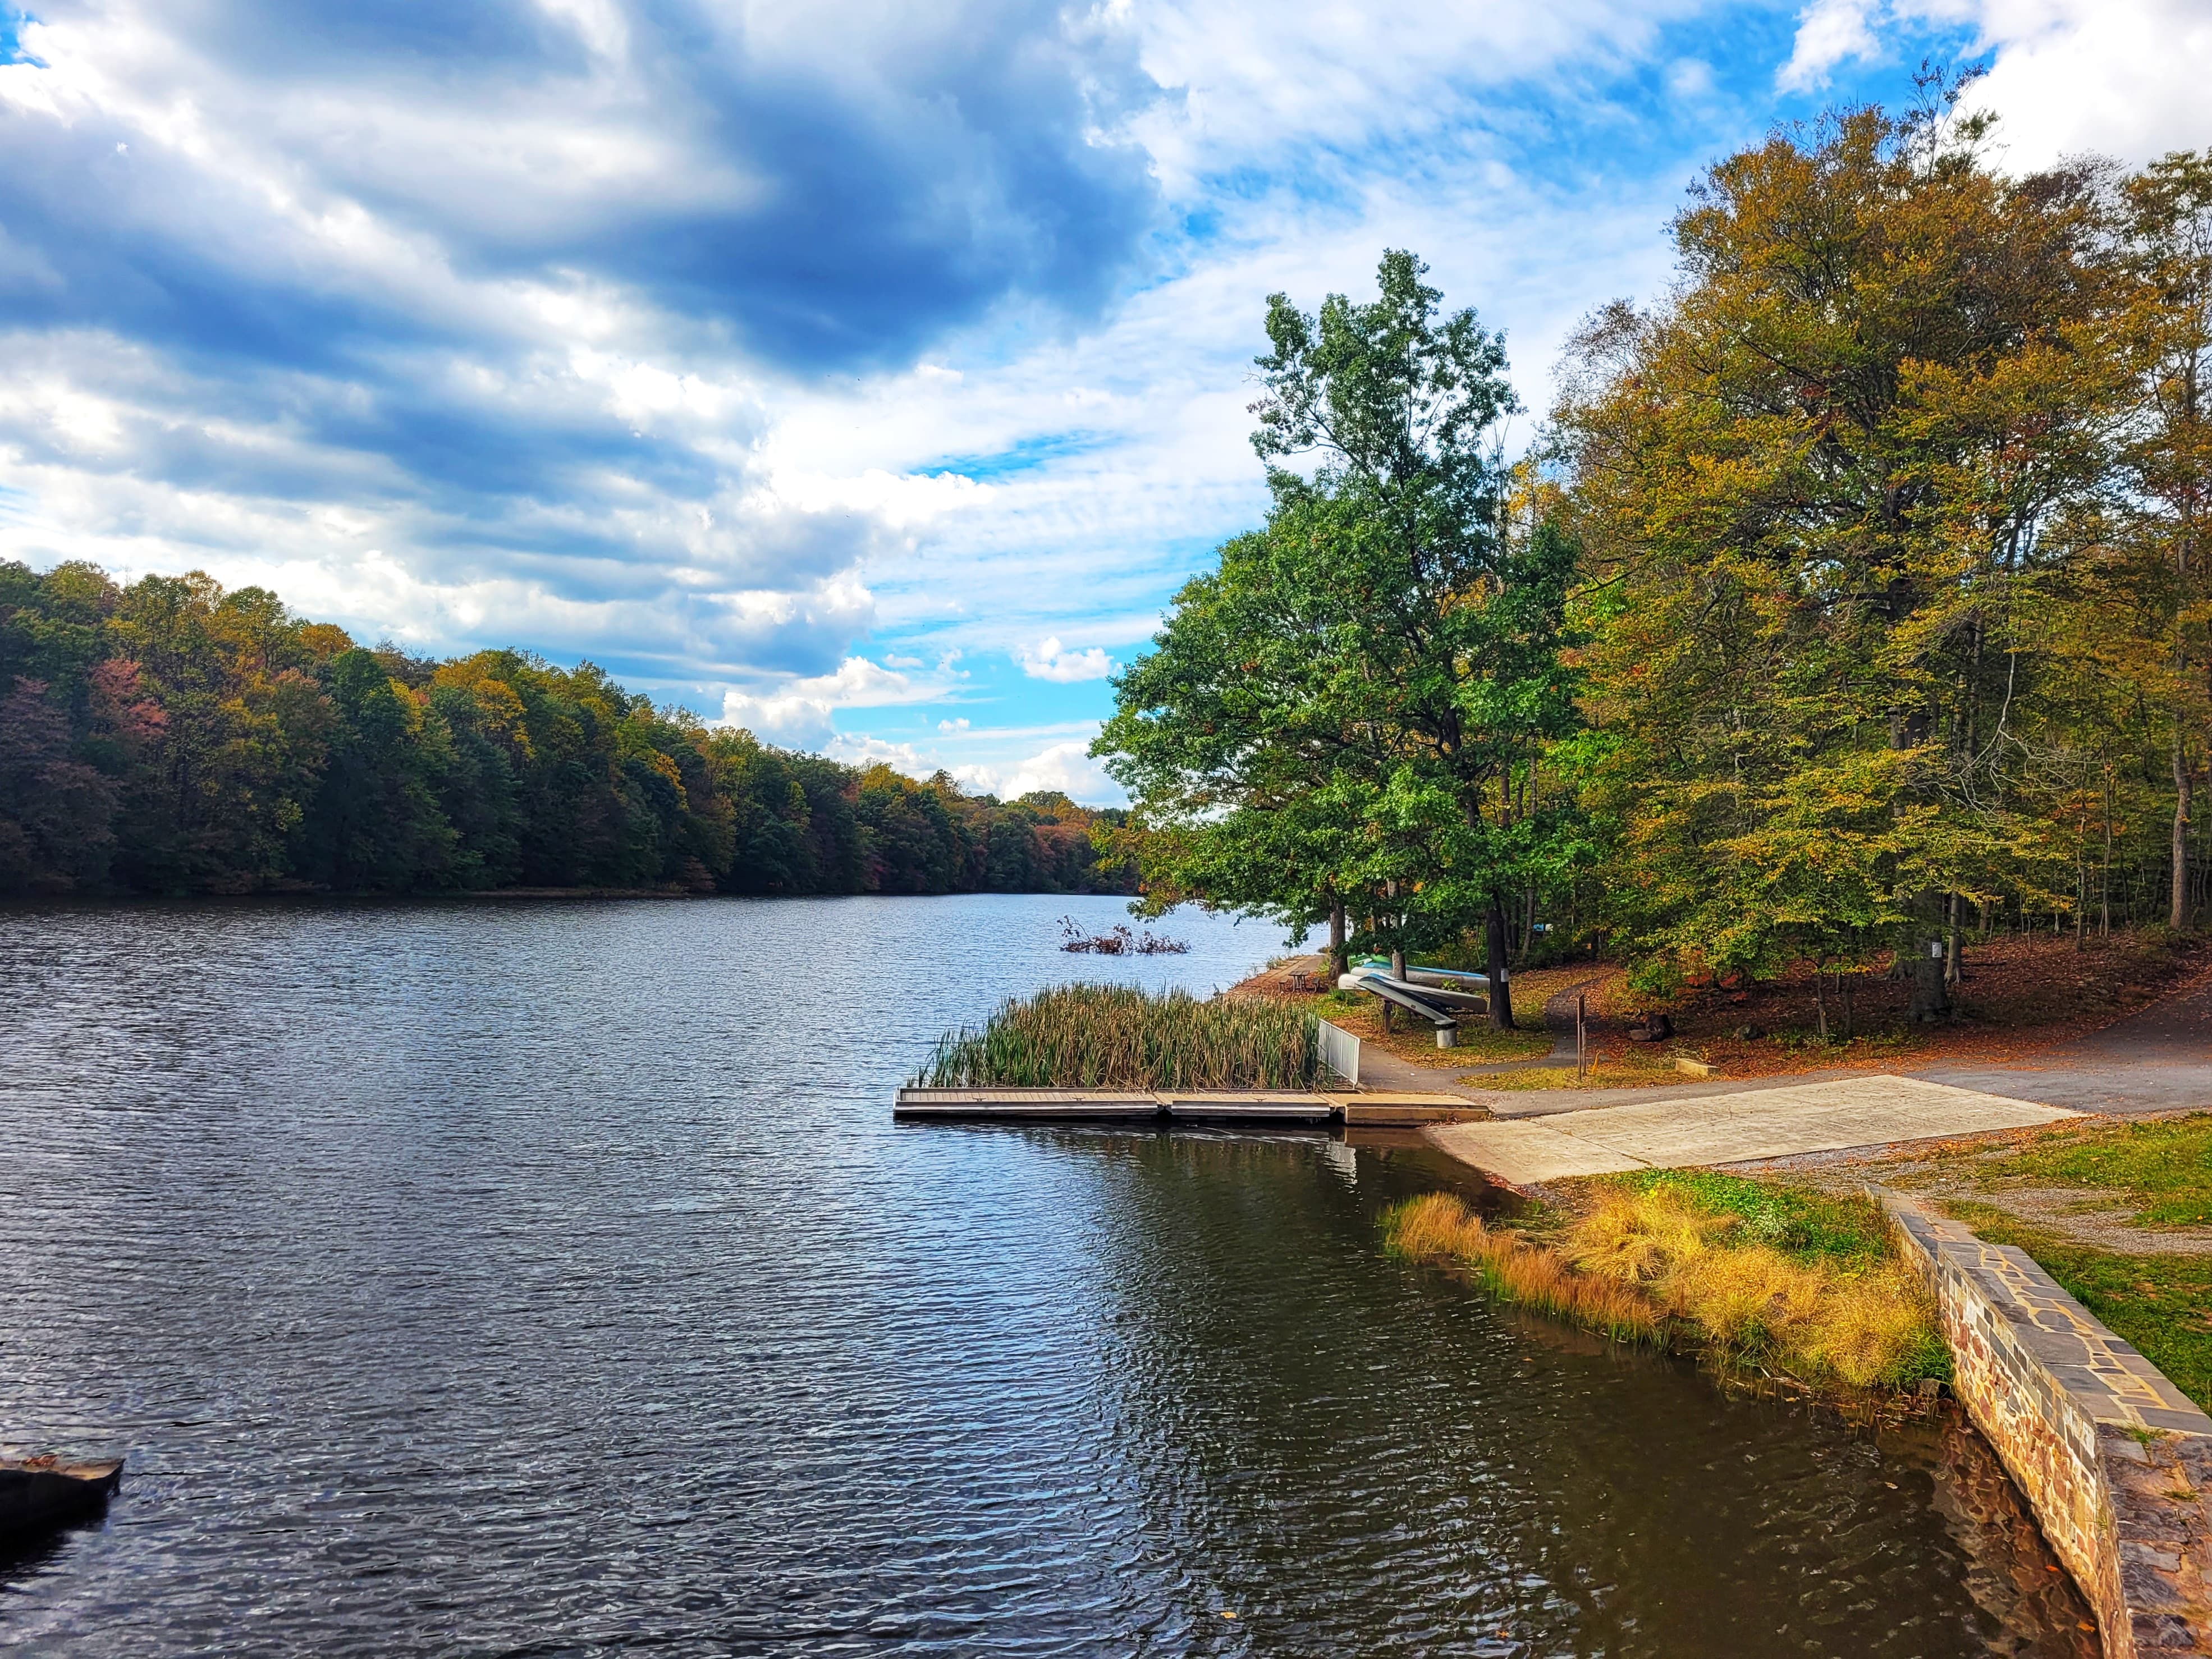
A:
1349;957;1492;992
0;1456;124;1542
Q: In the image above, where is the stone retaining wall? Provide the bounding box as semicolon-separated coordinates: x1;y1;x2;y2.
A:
1879;1191;2211;1658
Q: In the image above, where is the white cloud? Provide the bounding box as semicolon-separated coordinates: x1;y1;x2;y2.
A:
1127;0;1704;189
714;656;951;749
826;733;940;775
1013;636;1117;682
1781;2;2212;164
956;739;1123;805
938;716;970;732
1779;0;1884;91
1940;0;2212;169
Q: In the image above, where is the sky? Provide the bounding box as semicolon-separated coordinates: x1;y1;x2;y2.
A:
1;0;2207;803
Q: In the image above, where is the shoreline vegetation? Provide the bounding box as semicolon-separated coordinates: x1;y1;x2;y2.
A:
913;984;1320;1092
0;561;1135;902
1384;1174;1952;1396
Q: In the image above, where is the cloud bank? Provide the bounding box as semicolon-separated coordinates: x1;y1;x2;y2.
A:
3;0;2206;801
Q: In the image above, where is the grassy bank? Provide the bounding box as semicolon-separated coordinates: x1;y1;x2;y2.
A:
1385;1172;1949;1393
914;983;1321;1090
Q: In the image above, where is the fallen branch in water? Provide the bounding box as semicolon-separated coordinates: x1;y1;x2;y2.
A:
1058;917;1190;955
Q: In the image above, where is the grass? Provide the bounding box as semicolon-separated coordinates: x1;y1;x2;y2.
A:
1385;1191;1659;1343
1609;1170;1897;1267
1973;1112;2212;1230
915;983;1321;1090
1457;1053;1684;1089
1943;1200;2212;1411
1385;1174;1949;1392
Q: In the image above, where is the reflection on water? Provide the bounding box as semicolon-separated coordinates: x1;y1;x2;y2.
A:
0;894;2094;1655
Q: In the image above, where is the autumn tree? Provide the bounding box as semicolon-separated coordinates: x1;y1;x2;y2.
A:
0;560;1135;899
2115;151;2212;926
1554;90;2128;1007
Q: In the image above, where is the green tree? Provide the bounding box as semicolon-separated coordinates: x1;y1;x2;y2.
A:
1101;251;1584;1026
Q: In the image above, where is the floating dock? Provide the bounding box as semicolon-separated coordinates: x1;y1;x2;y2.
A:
893;1088;1486;1125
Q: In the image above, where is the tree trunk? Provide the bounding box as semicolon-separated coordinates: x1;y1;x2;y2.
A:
1907;937;1950;1022
2102;766;2114;939
1945;892;1963;984
2174;736;2192;931
1328;900;1347;981
1485;892;1514;1029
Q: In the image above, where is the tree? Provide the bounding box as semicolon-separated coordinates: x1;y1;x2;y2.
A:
1552;94;2127;1003
0;558;1138;900
1100;250;1585;1026
2116;151;2212;926
0;677;117;892
293;647;457;890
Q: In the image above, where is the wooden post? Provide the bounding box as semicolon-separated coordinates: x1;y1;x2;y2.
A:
1576;992;1587;1083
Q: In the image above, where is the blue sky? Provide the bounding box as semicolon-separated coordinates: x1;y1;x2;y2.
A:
2;0;2205;800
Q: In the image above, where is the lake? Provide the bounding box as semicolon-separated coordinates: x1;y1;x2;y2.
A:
0;892;2094;1655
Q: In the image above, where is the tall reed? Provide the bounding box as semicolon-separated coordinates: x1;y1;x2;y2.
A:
915;983;1320;1090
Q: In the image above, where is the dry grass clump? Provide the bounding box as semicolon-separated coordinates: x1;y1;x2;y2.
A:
1386;1193;1658;1342
1385;1179;1948;1392
915;983;1320;1090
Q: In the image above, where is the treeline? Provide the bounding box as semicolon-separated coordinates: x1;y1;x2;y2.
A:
1100;83;2212;1022
0;562;1132;898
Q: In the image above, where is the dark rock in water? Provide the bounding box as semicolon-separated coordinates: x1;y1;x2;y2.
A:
0;1456;124;1542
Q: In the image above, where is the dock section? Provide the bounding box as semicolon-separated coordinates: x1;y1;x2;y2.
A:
894;1088;1482;1125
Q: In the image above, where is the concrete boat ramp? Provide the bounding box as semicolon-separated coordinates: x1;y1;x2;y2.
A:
892;1088;1487;1126
1431;1075;2080;1184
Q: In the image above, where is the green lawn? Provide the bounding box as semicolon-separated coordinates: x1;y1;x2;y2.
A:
1978;1112;2212;1229
1611;1170;1896;1270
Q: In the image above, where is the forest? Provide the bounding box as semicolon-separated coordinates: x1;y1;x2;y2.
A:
1097;83;2212;1025
0;561;1132;899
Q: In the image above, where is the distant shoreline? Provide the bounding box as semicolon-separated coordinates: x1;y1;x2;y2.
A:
0;885;1141;906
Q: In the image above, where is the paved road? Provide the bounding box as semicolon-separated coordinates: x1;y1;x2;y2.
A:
1337;957;2212;1192
1444;969;2212;1121
1917;969;2212;1115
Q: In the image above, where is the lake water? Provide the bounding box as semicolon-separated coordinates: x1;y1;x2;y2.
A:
0;893;2094;1655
